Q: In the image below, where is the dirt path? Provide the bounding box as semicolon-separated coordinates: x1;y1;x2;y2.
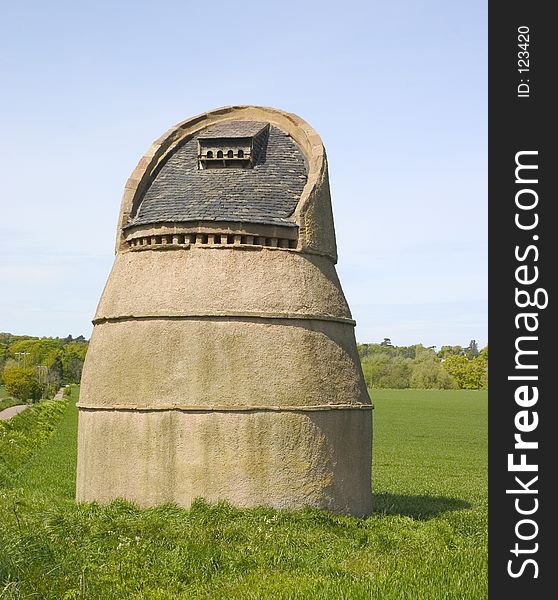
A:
0;404;29;420
0;388;65;421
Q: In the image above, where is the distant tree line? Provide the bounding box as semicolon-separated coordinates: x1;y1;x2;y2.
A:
1;332;487;400
0;333;88;402
358;339;488;390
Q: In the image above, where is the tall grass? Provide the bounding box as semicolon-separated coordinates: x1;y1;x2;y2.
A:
0;395;69;487
0;386;20;412
0;399;20;413
0;388;487;599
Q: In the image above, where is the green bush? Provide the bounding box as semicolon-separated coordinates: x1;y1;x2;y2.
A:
410;359;457;389
361;354;412;388
442;354;488;390
2;367;42;402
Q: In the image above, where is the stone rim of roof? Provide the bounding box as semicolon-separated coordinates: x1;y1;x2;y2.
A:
115;106;326;254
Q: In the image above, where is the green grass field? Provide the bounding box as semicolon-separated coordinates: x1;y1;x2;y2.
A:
0;388;487;599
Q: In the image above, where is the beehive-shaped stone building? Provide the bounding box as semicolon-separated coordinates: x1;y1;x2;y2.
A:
76;106;372;516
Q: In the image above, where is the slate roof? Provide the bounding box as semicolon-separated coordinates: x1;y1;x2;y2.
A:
197;120;268;139
126;123;307;229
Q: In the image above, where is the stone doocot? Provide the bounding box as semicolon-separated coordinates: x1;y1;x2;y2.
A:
76;106;373;516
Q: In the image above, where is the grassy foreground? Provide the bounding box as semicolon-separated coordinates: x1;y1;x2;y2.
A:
0;388;487;599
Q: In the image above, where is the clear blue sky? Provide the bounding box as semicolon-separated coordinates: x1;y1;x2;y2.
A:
0;0;487;348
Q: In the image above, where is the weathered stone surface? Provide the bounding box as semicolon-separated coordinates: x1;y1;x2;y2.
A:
77;106;372;516
77;409;372;514
80;319;366;410
94;249;352;322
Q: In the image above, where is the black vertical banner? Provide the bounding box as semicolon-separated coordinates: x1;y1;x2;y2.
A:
489;1;557;597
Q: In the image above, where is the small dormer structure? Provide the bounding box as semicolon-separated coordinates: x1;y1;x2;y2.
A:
198;121;269;169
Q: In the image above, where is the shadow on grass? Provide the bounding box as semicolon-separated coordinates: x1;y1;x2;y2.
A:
372;493;470;520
